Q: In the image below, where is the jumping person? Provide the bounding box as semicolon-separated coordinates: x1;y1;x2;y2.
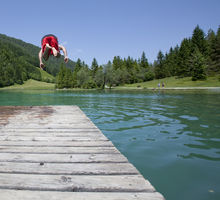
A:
39;34;68;69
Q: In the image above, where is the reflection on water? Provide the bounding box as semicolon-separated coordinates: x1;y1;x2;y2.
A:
0;89;220;200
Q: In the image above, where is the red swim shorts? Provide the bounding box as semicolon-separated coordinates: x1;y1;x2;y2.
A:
41;34;60;55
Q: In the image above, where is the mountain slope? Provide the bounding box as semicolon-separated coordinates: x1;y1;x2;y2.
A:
0;33;76;76
0;33;76;87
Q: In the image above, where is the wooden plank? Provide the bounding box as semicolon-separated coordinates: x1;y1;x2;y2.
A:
0;153;128;163
0;131;107;137
0;130;101;136
0;128;100;133
0;116;88;121
0;129;104;134
0;162;139;175
0;146;119;154
0;140;113;147
4;120;91;123
2;125;98;129
0;136;108;142
0;190;165;200
0;173;155;192
0;134;107;138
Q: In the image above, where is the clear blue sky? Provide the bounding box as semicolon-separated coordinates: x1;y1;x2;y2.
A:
0;0;219;66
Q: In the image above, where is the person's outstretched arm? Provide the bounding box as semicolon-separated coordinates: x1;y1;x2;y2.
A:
59;45;68;63
38;49;44;69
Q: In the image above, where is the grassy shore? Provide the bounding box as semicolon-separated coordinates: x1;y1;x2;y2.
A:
0;79;55;90
116;76;220;90
1;76;220;91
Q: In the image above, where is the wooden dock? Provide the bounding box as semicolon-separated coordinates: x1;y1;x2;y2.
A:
0;106;164;200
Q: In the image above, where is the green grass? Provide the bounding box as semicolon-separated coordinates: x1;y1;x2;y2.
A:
38;68;55;82
117;76;220;89
0;79;55;90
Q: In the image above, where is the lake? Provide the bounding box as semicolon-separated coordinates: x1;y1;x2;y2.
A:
0;89;220;200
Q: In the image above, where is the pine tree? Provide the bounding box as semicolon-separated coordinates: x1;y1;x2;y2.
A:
14;64;23;85
64;68;73;88
56;64;65;89
154;50;168;79
206;29;217;74
72;71;77;88
177;38;193;77
164;46;179;76
74;58;83;72
91;58;98;78
124;56;135;83
133;59;145;82
112;56;123;70
191;48;207;81
140;51;149;69
214;27;220;72
191;25;208;57
72;58;82;87
76;67;87;88
105;61;115;88
94;67;104;88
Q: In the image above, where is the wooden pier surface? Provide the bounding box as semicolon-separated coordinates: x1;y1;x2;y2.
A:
0;106;164;200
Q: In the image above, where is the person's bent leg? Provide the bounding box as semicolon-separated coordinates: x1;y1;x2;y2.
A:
42;37;51;61
50;36;60;57
56;52;61;58
52;47;58;57
43;45;50;61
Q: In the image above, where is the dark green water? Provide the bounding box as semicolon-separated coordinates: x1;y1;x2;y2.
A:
0;89;220;200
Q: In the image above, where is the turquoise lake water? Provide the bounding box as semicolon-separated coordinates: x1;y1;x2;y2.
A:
0;89;220;200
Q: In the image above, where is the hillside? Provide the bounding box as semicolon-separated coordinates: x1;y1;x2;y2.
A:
0;33;76;88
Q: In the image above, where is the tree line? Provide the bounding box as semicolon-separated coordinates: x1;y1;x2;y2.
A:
56;52;153;89
154;25;220;81
56;25;220;89
0;40;42;87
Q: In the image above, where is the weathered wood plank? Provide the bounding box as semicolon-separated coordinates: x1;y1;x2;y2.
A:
0;106;80;113
2;120;93;124
0;128;99;132
0;146;119;154
0;134;107;139
0;137;108;142
0;153;128;163
2;118;91;122
0;131;107;137
0;173;155;192
2;125;98;129
0;130;101;136
0;140;113;147
0;190;165;200
0;162;139;175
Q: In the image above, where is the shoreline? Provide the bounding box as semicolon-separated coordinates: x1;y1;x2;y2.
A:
1;77;220;91
1;86;220;91
115;86;220;90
